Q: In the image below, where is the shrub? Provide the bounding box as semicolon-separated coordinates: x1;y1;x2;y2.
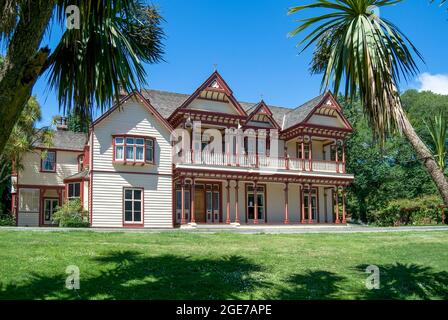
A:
370;195;443;226
0;214;16;226
53;199;90;228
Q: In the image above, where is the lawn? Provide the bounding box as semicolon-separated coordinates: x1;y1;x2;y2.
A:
0;229;447;300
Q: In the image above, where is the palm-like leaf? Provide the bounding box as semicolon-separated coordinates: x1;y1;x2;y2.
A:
45;0;164;119
425;112;447;170
289;0;424;140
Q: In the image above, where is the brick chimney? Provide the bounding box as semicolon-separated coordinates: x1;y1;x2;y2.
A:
57;116;68;131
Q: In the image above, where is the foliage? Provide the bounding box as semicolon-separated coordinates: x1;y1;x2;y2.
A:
288;0;423;140
0;214;15;226
0;86;52;214
369;195;444;226
0;0;165;155
424;111;447;170
61;111;91;134
341;92;444;222
53;199;89;228
46;1;165;118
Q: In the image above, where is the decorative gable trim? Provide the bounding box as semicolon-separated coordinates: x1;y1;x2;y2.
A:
245;101;281;129
301;92;353;131
167;71;247;123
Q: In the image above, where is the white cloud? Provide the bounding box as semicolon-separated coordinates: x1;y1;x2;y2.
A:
417;73;448;95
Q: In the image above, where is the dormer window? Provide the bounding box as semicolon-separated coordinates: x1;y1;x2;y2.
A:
113;135;155;165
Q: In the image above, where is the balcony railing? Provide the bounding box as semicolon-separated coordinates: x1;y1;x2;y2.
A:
179;151;345;173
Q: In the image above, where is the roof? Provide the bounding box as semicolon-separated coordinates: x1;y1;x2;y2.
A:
34;130;87;151
141;89;326;130
282;93;327;130
64;169;90;181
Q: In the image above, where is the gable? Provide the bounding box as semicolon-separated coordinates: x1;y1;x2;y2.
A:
168;71;247;119
245;101;280;129
302;94;352;130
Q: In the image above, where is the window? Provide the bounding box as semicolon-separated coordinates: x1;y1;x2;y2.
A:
19;189;39;212
41;151;56;172
68;183;81;199
78;155;84;171
145;139;154;163
115;137;124;161
297;143;310;159
123;188;143;224
113;136;155;164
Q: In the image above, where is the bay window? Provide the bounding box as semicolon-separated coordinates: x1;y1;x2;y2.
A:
113;135;155;165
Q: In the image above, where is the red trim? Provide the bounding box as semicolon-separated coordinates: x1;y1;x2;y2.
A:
34;147;84;153
122;186;145;228
92;169;171;177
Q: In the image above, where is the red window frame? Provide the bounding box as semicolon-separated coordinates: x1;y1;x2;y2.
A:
40;150;57;172
112;134;155;165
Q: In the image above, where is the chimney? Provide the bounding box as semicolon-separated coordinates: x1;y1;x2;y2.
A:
57;116;68;131
118;82;128;98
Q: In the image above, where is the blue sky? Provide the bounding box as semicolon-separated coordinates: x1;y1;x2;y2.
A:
29;0;448;126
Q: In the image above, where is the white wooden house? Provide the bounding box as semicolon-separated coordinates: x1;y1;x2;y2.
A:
11;71;354;228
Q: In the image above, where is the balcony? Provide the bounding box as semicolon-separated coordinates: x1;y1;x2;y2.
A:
176;151;346;174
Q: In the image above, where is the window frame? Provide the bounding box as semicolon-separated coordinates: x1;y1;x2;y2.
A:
67;182;81;200
40;150;57;172
122;187;144;227
112;135;155;165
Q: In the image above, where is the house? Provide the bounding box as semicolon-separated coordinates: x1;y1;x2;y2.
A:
11;71;354;228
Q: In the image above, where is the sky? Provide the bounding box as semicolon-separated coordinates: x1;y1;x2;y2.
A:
26;0;448;126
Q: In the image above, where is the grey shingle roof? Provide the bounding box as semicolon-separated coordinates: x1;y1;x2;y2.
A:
64;169;89;181
34;130;87;151
141;89;325;130
282;93;326;130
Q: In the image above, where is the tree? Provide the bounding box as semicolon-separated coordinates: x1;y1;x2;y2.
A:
288;0;448;205
425;111;447;170
0;1;164;155
0;96;52;214
342;93;438;222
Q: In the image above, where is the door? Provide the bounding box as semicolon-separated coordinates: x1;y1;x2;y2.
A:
247;185;265;223
195;185;206;223
43;198;58;225
303;189;318;222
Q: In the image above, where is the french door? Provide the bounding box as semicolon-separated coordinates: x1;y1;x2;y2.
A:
43;198;59;225
304;189;318;221
247;185;265;223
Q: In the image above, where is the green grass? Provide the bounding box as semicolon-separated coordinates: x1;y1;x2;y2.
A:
0;230;447;300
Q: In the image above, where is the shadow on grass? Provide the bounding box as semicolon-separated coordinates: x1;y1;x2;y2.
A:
274;263;448;300
276;271;346;300
0;251;267;300
356;263;448;300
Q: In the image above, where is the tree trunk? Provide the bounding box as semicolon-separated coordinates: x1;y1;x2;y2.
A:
0;1;54;155
395;102;448;205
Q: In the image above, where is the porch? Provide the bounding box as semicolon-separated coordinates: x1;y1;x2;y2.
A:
173;177;348;226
